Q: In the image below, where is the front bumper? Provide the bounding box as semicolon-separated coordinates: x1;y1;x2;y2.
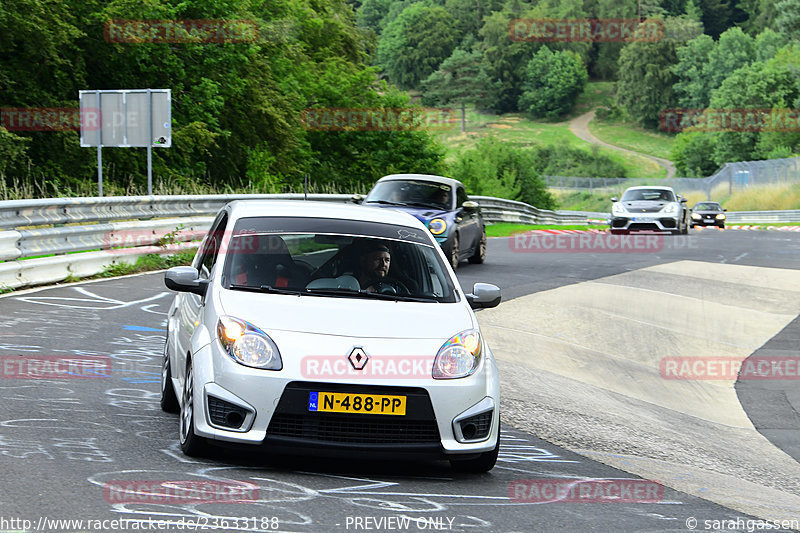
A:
188;338;500;458
692;216;724;226
610;213;679;232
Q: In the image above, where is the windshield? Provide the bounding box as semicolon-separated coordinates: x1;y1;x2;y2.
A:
365;180;453;210
621;189;676;202
221;217;457;303
694;202;721;210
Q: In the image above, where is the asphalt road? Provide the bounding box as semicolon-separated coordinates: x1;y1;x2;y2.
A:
0;228;798;533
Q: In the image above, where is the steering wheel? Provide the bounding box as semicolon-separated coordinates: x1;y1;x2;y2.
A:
365;278;411;295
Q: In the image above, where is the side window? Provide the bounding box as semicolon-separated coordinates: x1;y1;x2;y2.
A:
456;187;469;208
195;213;228;280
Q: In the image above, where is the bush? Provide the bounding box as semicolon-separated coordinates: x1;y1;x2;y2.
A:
450;137;555;209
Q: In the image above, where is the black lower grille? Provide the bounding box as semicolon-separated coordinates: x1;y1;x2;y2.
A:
208;396;249;429
459;411;492;440
659;218;677;228
627;223;660;231
266;381;441;446
268;413;440;444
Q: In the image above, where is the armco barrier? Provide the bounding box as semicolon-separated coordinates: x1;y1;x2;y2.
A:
0;193;590;290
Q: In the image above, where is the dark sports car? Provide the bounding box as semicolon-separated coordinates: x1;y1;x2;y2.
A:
691;202;727;228
360;174;486;270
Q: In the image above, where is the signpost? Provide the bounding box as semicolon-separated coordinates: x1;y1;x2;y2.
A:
79;89;171;196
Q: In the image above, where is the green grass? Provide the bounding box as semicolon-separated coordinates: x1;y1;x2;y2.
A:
588;120;675;161
486;223;607;237
552;190;616;212
95;250;197;278
571;81;616;117
433;84;667;179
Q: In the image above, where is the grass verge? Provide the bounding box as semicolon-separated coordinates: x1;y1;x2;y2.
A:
487;223;607;237
94;250;197;279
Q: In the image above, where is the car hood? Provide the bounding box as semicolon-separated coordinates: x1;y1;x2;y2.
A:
366;203;451;224
621;200;671;213
217;288;474;339
694;210;722;215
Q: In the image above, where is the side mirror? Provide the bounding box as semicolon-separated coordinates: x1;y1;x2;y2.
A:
723;208;727;212
165;266;209;296
351;194;366;204
680;197;688;203
466;283;501;310
462;200;479;211
610;197;618;202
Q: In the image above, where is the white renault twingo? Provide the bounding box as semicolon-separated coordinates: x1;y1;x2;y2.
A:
162;200;501;472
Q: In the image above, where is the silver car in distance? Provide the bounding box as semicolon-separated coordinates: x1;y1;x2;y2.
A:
610;186;691;235
161;200;502;472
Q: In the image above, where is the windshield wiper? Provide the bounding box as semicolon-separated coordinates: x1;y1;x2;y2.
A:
229;284;302;295
365;199;408;206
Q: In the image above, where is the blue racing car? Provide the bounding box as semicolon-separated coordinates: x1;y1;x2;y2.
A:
360;174;486;270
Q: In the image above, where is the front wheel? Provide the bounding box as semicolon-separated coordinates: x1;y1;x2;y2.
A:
448;234;460;271
468;230;487;264
179;361;208;456
449;427;500;473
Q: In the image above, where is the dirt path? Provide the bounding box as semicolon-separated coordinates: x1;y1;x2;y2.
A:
569;110;677;179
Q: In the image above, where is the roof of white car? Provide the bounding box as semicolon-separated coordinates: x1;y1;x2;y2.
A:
623;185;675;191
377;173;463;188
224;199;426;228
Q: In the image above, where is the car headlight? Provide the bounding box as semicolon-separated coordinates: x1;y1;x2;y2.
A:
662;203;678;214
428;218;447;235
432;329;482;379
716;214;726;220
692;213;701;220
217;316;282;370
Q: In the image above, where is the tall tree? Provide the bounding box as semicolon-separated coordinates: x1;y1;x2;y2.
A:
672;34;716;108
616;21;680;129
477;9;539;112
518;47;588;119
708;49;800;164
422;49;497;132
776;0;800;40
377;3;459;89
703;27;754;95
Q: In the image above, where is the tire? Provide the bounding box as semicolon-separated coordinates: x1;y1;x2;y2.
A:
681;218;689;235
160;343;179;413
718;224;725;229
179;360;208;456
448;234;460;271
468;230;486;264
449;426;500;474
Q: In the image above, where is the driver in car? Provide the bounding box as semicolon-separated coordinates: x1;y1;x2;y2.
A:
358;242;392;292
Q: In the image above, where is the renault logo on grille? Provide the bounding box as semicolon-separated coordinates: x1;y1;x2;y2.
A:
348;347;369;370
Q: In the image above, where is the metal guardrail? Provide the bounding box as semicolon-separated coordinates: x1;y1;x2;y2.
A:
0;194;588;290
554;209;800;223
545;156;800;199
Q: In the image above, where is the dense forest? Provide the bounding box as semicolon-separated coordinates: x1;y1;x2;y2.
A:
0;0;798;201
